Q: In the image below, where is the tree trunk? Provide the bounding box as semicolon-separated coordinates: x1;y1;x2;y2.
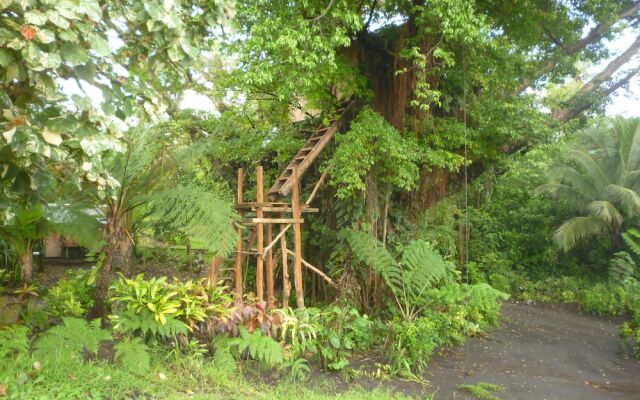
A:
89;210;118;323
612;222;622;252
120;236;134;277
19;245;33;282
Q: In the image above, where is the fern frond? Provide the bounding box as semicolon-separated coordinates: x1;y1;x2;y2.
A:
0;325;30;359
401;240;451;297
35;318;112;360
144;186;237;256
340;229;402;292
114;337;151;374
230;327;284;368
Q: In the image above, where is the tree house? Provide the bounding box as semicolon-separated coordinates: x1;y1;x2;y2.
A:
221;100;360;308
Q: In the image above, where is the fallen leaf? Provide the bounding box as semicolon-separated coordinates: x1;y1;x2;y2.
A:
0;384;6;396
20;26;36;41
32;361;41;371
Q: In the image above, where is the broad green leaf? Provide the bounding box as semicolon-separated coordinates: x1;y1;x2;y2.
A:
46;10;70;29
89;34;111;56
21;44;43;68
25;10;48;26
0;49;13;67
61;43;88;66
71;94;91;110
5;63;19;82
41;52;62;69
167;45;184;62
81;0;102;21
58;30;78;42
36;30;56;44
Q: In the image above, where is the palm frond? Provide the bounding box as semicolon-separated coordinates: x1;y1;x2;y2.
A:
566;149;611;185
553;216;609;252
605;184;640;216
586;200;623;225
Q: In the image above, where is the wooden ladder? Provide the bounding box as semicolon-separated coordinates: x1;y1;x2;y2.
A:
268;100;360;200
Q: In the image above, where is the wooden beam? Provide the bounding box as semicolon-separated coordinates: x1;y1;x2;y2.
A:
292;167;304;308
263;224;291;259
286;249;336;288
256;166;264;301
236;204;318;213
280;220;290;308
209;255;222;286
247;218;304;224
266;223;275;309
236;202;291;209
234;168;244;302
305;169;329;206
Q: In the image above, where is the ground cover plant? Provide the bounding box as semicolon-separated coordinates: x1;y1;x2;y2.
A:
1;0;639;398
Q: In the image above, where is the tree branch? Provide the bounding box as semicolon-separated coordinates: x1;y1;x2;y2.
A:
554;35;640;121
515;1;640;94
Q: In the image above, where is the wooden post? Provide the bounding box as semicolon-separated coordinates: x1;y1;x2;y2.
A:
234;168;244;302
256;166;264;301
292;167;305;308
266;222;275;308
280;221;290;308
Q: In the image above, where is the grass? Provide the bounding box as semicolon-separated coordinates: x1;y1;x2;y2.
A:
0;352;410;400
457;382;505;400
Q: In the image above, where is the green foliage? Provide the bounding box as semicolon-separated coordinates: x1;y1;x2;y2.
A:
0;325;29;359
308;306;374;371
330;108;421;199
114;337;151;375
227;327;285;369
623;228;640;258
609;251;636;284
45;267;96;318
113;309;189;342
537;118;640;252
343;228;452;320
110;274;182;326
580;283;626;316
34;317;111;361
458;382;505;400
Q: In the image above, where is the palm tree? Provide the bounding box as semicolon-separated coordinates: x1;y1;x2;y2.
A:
536;118;640;252
77;126;236;320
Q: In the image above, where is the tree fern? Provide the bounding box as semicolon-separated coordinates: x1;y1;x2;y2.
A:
34;318;112;360
114;337;151;374
342;229;453;320
145;186;237;257
0;325;30;359
608;251;636;284
229;327;284;369
623;228;640;257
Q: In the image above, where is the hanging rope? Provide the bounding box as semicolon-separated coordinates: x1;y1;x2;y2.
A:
463;41;470;284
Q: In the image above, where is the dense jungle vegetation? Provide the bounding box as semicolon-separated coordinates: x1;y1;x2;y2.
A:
1;0;640;398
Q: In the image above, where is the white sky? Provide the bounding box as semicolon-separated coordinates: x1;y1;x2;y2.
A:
62;23;638;119
593;30;639;117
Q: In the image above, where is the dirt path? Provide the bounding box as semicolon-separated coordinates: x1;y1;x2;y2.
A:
414;302;640;399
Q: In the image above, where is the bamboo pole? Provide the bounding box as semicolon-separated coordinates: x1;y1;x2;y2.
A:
266;222;275;308
292;167;305;308
263;224;291;257
305;169;329;206
280;220;290;308
256;166;264;301
209;255;222;286
234;168;244;302
285;249;337;287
